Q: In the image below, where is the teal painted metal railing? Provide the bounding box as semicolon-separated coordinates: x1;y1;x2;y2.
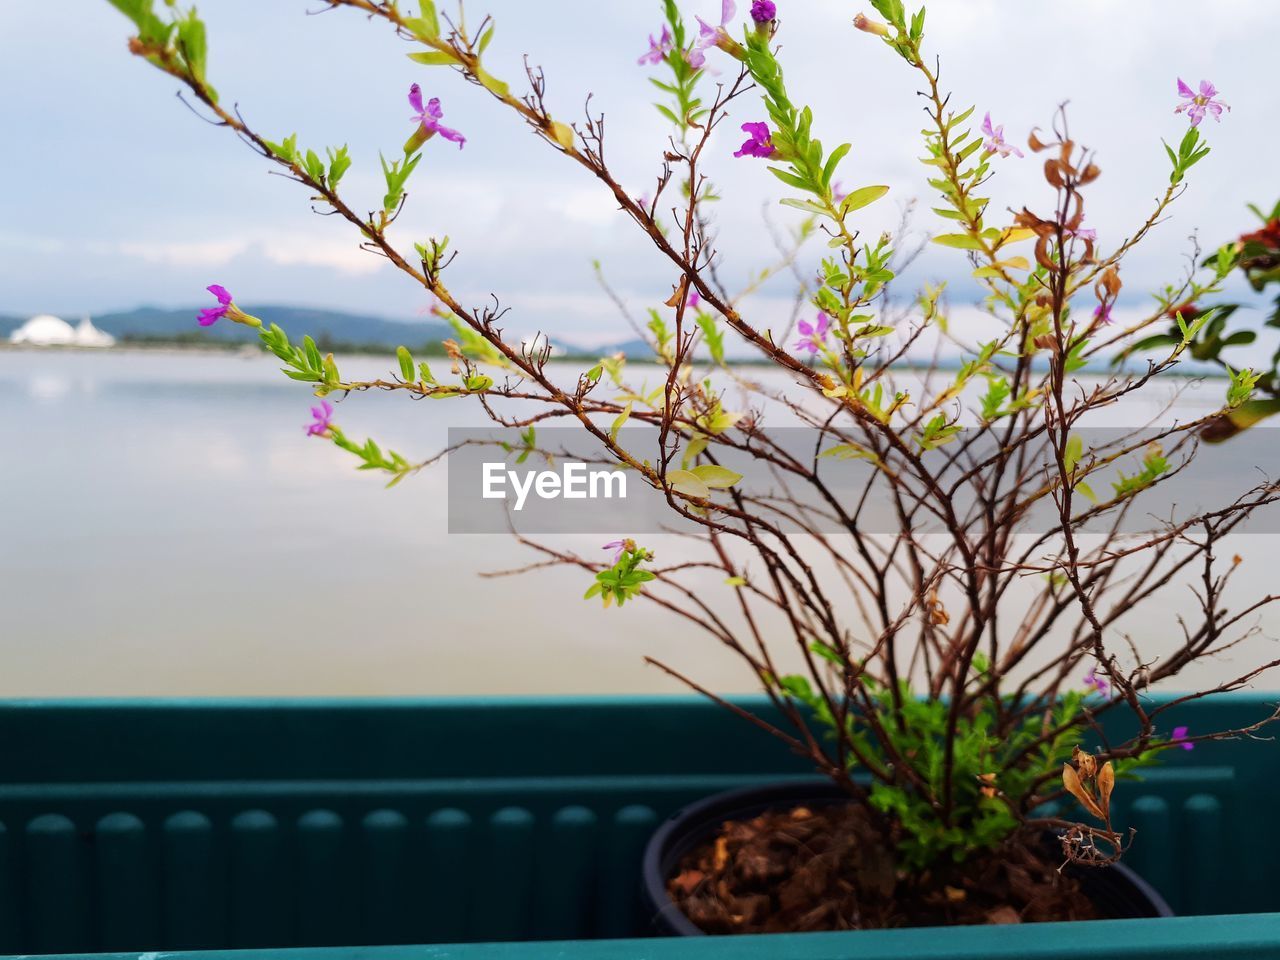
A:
0;694;1278;957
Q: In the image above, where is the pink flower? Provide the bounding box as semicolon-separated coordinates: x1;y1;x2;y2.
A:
306;400;334;438
1093;303;1113;326
197;284;234;327
603;539;628;562
1171;725;1195;751
687;291;702;311
1083;668;1109;696
1175;79;1229;128
687;0;736;69
409;84;465;149
733;122;775;159
794;312;830;355
638;26;673;66
750;0;776;21
832;181;849;203
1067;216;1097;243
981;112;1023;159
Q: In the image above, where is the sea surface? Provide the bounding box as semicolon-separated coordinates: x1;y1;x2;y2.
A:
2;348;1278;696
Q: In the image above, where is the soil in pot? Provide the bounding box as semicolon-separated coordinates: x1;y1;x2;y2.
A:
667;800;1105;933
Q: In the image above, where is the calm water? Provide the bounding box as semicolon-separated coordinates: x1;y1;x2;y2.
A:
2;348;1277;695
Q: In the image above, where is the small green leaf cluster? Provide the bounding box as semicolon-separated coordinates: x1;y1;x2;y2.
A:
741;33;849;207
649;0;708;131
328;427;414;487
258;325;341;391
1164;126;1211;186
109;2;217;98
261;136;352;192
498;426;538;465
773;671;1095;869
381;152;423;214
585;544;656;608
867;0;926;62
1112;444;1170;500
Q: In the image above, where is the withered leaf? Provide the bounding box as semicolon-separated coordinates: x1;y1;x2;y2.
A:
1097;760;1115;815
1062;763;1106;821
1027;129;1050;153
1044;159;1065;188
1034;236;1056;271
665;276;690;308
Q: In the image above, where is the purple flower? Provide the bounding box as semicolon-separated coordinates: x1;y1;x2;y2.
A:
794;312;830;355
1083;668;1110;696
409;84;466;149
1175;79;1229;128
1093;303;1113;326
832;181;849;203
687;0;736;69
687;291;702;311
603;539;628;563
1067;216;1097;242
750;0;776;22
733;121;775;159
197;284;234;327
1171;725;1195;751
306;400;334;438
638;25;673;66
981;112;1024;159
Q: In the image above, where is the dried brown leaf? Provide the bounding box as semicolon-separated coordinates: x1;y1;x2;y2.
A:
1097;761;1115;815
1062;763;1106;821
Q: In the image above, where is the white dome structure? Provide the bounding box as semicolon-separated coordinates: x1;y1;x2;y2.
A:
8;314;115;347
73;316;115;348
9;314;75;346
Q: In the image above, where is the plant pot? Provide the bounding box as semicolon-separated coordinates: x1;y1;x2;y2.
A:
641;779;1173;936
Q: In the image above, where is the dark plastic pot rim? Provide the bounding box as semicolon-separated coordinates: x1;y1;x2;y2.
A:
641;779;1173;937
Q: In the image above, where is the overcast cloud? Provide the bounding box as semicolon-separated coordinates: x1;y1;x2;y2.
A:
2;1;1277;346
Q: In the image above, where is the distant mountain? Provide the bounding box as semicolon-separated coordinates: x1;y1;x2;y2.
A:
107;304;459;349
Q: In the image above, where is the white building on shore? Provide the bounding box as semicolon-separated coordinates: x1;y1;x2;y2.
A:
8;315;115;348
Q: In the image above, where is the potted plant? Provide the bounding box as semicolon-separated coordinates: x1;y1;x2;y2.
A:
104;0;1280;938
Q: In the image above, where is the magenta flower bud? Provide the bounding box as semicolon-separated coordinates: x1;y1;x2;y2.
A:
750;0;776;22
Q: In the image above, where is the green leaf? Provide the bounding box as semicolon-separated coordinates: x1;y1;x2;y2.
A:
932;233;984;250
396;346;415;381
667;469;710;499
840;184;890;214
408;51;457;66
691;464;742;489
610;402;632;443
476;69;510;98
780;197;829;216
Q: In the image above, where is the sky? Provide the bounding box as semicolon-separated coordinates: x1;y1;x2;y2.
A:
2;1;1278;346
